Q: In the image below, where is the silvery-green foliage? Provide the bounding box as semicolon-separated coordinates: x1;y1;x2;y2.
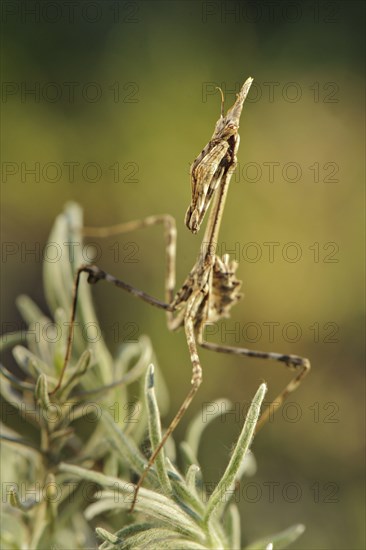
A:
1;203;305;549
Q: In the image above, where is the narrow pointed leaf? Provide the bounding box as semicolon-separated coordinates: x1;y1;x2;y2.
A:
204;384;267;523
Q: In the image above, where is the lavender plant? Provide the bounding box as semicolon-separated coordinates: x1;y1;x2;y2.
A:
1;203;305;549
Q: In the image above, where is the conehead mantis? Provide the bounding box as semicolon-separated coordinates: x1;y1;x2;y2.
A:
51;77;310;510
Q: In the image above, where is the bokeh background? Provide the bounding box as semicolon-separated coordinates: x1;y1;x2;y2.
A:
1;1;365;548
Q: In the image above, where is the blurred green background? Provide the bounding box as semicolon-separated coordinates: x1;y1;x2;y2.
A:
1;1;364;548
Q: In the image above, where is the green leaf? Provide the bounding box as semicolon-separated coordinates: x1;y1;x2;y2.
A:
145;364;171;495
225;504;241;550
245;524;306;550
101;409;153;479
204;384;267;523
